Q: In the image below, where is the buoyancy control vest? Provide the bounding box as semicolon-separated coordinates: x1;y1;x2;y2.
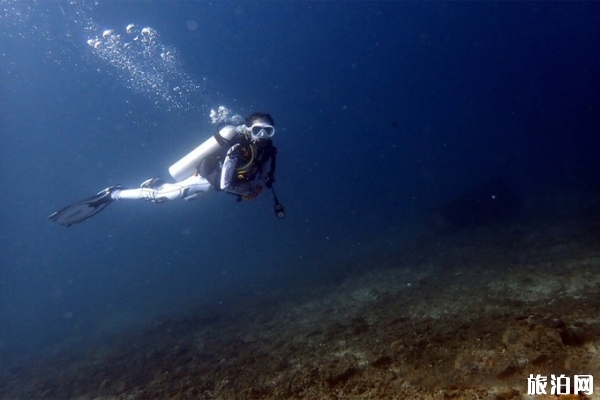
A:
199;135;277;190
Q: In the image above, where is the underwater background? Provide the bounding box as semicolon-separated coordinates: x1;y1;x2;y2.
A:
1;1;599;397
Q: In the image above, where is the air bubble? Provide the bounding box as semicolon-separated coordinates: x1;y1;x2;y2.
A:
86;24;204;111
210;106;242;125
2;1;207;112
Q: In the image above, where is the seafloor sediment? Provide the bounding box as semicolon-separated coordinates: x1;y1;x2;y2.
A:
1;202;599;399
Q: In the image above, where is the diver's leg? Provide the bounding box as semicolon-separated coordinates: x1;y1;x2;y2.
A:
112;175;212;203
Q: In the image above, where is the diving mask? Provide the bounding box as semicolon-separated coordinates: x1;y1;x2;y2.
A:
248;122;275;141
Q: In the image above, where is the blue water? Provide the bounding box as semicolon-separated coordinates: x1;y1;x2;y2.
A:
1;1;599;367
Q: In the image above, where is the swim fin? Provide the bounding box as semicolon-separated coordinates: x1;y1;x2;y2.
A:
48;185;122;227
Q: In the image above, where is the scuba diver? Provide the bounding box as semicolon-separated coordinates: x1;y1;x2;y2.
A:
49;112;285;227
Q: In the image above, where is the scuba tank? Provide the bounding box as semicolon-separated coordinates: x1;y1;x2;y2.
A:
168;125;238;182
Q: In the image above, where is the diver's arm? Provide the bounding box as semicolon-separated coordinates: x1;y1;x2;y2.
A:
220;144;240;190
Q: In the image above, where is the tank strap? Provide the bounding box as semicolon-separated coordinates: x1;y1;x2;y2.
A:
214;123;235;146
213;131;229;146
